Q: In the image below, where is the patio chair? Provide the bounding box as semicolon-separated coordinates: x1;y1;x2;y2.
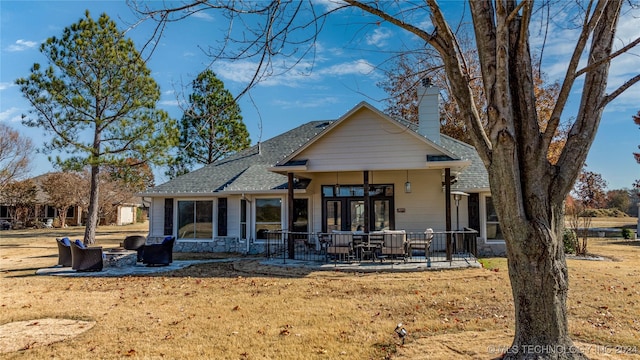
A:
380;230;407;262
123;235;146;262
70;240;104;272
142;236;175;266
55;237;72;267
327;233;354;264
407;228;434;258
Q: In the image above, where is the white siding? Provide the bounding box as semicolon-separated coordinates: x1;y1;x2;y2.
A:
374;170;448;232
298;107;442;171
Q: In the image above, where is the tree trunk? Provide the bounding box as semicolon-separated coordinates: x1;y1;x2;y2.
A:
493;173;588;359
83;165;100;245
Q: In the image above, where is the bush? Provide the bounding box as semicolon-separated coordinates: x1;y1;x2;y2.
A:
621;228;632;239
563;228;577;254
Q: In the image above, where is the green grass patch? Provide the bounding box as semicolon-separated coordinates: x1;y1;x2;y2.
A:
478;257;507;271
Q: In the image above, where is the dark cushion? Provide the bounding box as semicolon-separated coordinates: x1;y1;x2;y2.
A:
162;236;173;244
74;239;86;249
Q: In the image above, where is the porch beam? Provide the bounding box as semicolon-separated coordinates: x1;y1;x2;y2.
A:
363;171;370;232
287;172;295;259
445;168;452;261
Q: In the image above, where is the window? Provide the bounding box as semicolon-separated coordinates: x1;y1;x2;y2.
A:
255;198;281;239
178;200;213;239
485;197;503;240
293;199;308;233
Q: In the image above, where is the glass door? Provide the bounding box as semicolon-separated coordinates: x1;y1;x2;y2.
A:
325;200;342;232
350;200;365;231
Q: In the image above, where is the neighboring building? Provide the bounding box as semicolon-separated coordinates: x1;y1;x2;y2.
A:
140;85;506;256
0;174;82;227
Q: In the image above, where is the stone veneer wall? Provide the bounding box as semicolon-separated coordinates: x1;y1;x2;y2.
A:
147;236;247;254
477;241;507;257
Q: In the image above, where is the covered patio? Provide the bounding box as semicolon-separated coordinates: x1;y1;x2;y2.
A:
262;228;479;267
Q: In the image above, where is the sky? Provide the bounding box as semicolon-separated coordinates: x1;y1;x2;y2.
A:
1;1;638;189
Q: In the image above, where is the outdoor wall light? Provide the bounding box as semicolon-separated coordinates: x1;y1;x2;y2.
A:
394;323;407;344
404;170;411;193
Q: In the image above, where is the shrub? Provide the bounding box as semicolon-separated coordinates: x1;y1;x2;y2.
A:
621;228;632;240
563;228;577;254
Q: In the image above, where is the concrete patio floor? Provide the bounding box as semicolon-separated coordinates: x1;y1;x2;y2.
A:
35;256;480;277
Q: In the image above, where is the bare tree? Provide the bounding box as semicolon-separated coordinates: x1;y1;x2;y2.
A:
133;1;640;357
41;172;84;227
1;179;37;226
0;123;33;191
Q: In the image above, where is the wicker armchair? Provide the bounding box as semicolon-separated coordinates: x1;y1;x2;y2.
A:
142;236;175;266
55;237;72;267
70;241;103;272
123;235;146;262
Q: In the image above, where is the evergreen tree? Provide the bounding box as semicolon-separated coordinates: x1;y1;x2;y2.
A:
168;69;250;178
17;11;178;244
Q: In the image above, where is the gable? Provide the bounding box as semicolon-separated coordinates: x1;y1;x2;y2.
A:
286;106;452;172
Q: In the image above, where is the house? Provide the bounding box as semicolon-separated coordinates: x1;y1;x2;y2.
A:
0;173;83;228
140;84;506;256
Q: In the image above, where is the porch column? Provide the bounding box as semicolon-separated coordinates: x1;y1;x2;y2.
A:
287;172;295;259
363;171;370;232
444;168;452;261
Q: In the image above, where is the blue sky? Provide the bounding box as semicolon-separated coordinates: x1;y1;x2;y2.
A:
1;1;638;189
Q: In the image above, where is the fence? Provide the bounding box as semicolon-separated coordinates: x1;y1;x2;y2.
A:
263;229;478;265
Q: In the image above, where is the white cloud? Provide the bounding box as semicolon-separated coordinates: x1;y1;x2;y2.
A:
214;58;377;87
273;97;340;109
0;82;15;91
190;11;214;21
312;0;347;12
0;107;21;122
320;59;375;76
365;27;392;47
6;39;38;52
159;100;179;107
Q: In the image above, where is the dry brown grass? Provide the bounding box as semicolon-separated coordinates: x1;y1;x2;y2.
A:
1;222;639;359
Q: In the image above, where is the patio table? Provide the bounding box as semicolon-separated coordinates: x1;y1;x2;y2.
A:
103;249;137;268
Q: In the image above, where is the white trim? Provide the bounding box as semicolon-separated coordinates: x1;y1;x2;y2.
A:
480;193;505;244
252;196;284;243
175;198;216;241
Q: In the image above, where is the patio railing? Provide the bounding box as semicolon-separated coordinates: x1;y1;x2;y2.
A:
263;229;478;266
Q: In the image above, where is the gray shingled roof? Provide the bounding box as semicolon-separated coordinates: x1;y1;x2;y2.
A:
439;135;490;191
143;113;490;196
142;121;333;195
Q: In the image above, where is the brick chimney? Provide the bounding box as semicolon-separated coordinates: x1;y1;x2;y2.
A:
417;78;441;144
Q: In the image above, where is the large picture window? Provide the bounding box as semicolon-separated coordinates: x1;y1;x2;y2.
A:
485;196;503;240
178;200;213;239
255;198;281;239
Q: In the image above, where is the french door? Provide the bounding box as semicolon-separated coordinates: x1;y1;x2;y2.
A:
322;184;394;232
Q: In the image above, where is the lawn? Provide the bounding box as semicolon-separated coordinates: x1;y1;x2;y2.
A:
0;221;639;359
